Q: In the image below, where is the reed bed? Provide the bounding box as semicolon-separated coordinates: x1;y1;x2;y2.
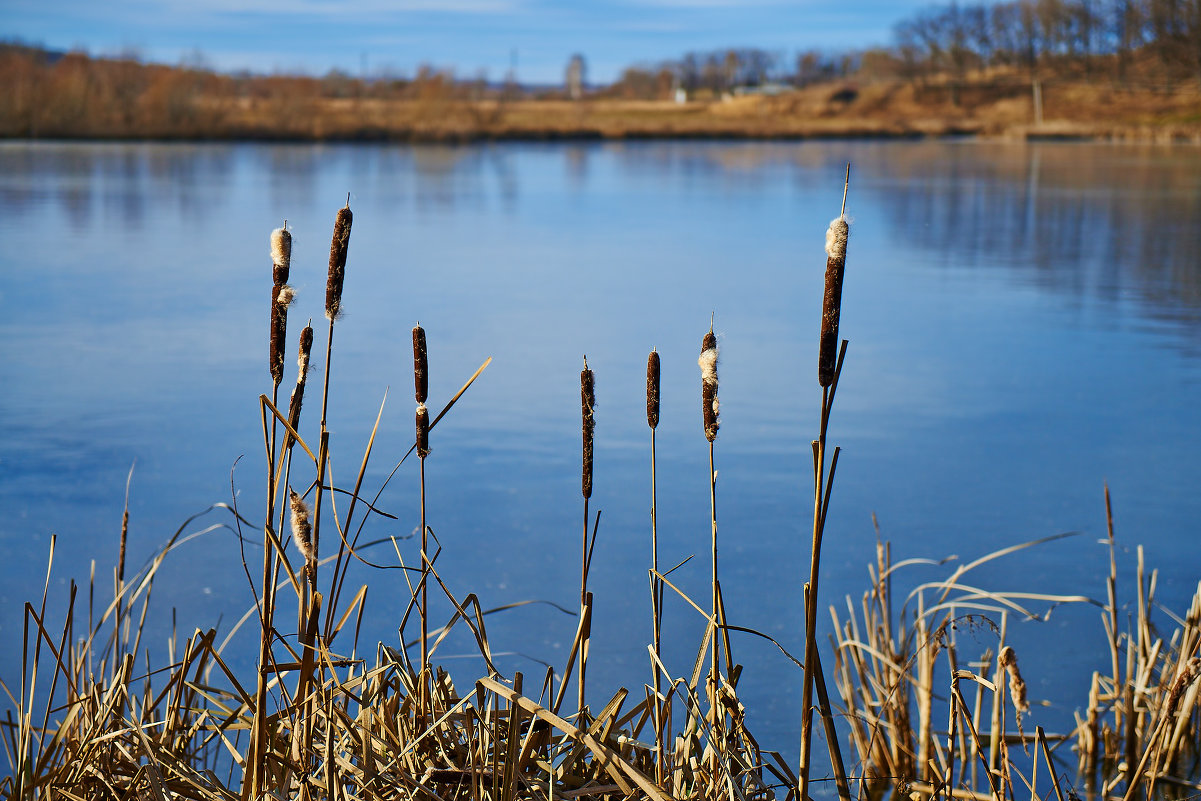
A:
3;186;1199;801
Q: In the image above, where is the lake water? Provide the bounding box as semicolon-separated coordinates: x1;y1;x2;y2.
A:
1;139;1199;769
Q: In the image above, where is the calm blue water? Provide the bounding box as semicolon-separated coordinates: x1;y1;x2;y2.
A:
1;140;1199;765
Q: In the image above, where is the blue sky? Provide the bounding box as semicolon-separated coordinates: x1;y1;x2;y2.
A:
4;0;936;84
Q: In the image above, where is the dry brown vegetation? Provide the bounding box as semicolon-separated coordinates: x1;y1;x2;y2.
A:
3;181;1199;801
2;43;1200;144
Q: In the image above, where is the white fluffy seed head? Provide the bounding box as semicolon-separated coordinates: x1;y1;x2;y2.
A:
825;217;850;259
698;348;718;386
289;490;315;563
276;285;296;307
999;646;1029;714
271;227;292;268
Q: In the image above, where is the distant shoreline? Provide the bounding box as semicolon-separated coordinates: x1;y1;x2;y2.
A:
6;74;1200;146
5;123;1200;145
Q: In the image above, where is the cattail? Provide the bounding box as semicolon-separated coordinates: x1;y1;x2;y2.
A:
818;216;850;387
581;358;595;500
268;224;294;385
289;489;315;563
269;283;295;386
646;350;660;430
998;646;1029;715
325;201;352;321
286;323;314;433
699;331;718;442
1167;657;1201;714
413;325;428;404
271;225;292;285
416;404;430;457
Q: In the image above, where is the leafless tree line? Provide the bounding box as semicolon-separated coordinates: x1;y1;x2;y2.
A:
890;0;1201;86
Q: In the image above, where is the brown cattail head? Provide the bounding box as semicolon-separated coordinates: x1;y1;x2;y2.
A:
581;358;595;500
416;403;430;458
268;282;295;386
298;324;314;377
646;350;660;430
818;216;850;387
287;322;315;433
1167;657;1201;715
413;325;428;404
289;489;315;564
699;330;719;442
998;646;1029;716
325;202;353;321
271;225;292;285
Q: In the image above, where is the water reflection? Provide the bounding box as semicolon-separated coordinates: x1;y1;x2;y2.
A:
590;140;1201;332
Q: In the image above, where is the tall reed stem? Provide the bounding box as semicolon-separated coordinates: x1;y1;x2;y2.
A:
646;348;664;782
799;166;851;801
579;357;595;717
698;325;722;782
251;221;291;798
415;324;431;719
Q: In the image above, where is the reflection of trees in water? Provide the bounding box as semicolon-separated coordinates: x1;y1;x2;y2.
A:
604;140;1201;329
873;143;1201;327
260;145;321;210
144;145;234;220
0;144;234;228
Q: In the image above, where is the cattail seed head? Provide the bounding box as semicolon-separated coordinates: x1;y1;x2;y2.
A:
818;216;850;388
581;359;595;500
289;490;315;564
269;282;289;385
287;323;314;433
646;350;660;430
325;203;353;321
413;325;428;404
998;646;1029;715
297;324;314;377
271;226;292;285
699;331;719;442
416;403;430;458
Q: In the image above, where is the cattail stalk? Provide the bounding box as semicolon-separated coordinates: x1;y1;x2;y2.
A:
252;221;290;798
800;166;853;801
415;324;431;719
313;197;352;601
698;326;723;779
818;172;850;388
579;358;595;715
646;349;664;783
